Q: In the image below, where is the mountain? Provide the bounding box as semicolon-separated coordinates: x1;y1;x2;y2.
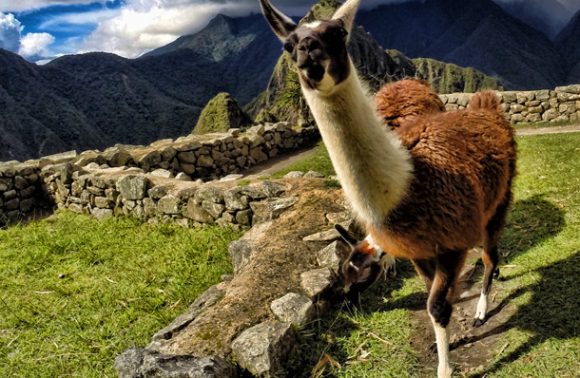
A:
493;0;571;39
556;10;580;83
144;14;281;106
356;0;566;90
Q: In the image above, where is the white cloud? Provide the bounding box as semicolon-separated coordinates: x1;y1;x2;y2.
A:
18;31;55;57
0;12;22;52
79;0;259;58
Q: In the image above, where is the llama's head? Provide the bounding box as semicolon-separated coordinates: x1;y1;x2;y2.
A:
259;0;360;94
335;224;384;294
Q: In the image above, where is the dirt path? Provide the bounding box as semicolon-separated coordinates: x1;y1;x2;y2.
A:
516;123;580;136
242;147;318;180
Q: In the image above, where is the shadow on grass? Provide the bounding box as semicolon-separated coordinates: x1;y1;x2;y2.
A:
467;250;579;377
287;195;568;376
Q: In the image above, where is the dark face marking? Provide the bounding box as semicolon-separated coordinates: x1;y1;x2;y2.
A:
283;19;350;90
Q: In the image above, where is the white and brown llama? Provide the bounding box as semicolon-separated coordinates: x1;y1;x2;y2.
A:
259;1;516;377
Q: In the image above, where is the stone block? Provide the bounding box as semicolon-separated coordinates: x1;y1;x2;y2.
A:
115;349;236;378
94;196;114;209
177;151;196;164
231;321;295;378
117;175;149;200
270;293;314;326
197;155;214;168
235;209;252;226
158;195;180;215
184;198;214;223
149;169;173;178
300;268;334;298
91;208;113;220
0;178;13;191
19;198;35;212
316;240;350;273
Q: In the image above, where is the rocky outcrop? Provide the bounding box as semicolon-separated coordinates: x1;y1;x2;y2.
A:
194;93;252;135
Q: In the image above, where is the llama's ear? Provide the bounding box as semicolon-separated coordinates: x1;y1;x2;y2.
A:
335;224;358;247
331;0;360;34
259;0;297;42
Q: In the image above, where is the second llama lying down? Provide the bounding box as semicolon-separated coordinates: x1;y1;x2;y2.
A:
260;1;517;377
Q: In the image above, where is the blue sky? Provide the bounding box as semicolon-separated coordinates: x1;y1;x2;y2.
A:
0;0;579;63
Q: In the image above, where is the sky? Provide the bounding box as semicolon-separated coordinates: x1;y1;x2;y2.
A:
1;0;579;63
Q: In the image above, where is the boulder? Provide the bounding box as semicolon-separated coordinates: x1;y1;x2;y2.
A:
231;321;295;378
270;293;314;326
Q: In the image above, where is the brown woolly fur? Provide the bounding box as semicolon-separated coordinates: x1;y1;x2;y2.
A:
369;99;516;261
468;91;502;112
375;79;446;128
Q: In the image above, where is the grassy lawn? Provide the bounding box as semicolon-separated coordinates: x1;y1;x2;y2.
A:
514;119;580;130
0;213;241;378
285;132;580;377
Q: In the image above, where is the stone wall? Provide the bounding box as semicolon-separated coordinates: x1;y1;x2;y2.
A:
41;162;293;229
0;162;45;225
0;123;317;227
75;123;317;181
440;84;580;124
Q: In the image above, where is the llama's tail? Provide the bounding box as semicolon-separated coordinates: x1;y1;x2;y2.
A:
468;91;501;112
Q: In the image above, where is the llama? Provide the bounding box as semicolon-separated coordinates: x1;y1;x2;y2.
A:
375;79;446;129
259;1;516;377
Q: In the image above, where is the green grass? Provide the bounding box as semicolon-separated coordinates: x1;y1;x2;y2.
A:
286;132;580;377
0;213;242;378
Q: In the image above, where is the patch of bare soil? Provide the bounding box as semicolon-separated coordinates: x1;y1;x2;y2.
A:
155;180;348;357
411;248;519;377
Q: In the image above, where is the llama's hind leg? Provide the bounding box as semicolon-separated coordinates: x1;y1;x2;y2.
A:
428;250;467;378
474;192;511;327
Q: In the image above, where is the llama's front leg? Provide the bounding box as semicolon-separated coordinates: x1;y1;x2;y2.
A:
428;251;466;378
474;192;509;327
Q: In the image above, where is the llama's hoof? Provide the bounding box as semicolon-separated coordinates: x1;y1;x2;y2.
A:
472;318;486;328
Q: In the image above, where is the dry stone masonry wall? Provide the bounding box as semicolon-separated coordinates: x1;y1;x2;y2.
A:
0;123;316;227
440;84;580;124
41;162;292;229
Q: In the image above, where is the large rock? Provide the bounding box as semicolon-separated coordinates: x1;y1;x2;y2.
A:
117;175;149;200
316;240;350;273
300;268;335;299
115;349;236;378
231;321;295;377
270;293;314;326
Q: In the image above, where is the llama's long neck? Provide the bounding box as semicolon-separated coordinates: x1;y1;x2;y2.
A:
302;60;413;228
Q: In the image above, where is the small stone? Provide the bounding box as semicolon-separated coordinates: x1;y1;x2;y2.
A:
148;185;170;200
184;199;214;223
283;171;304;179
197;155;214;168
228;240;253;274
270;293;314;326
304;170;325;179
175;172;192;181
58;273;65;279
150;169;173;178
303;228;341;242
261;181;286;197
300;268;334;299
91;208;113;220
235;209;252;226
220;174;244;182
231;321;295;378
